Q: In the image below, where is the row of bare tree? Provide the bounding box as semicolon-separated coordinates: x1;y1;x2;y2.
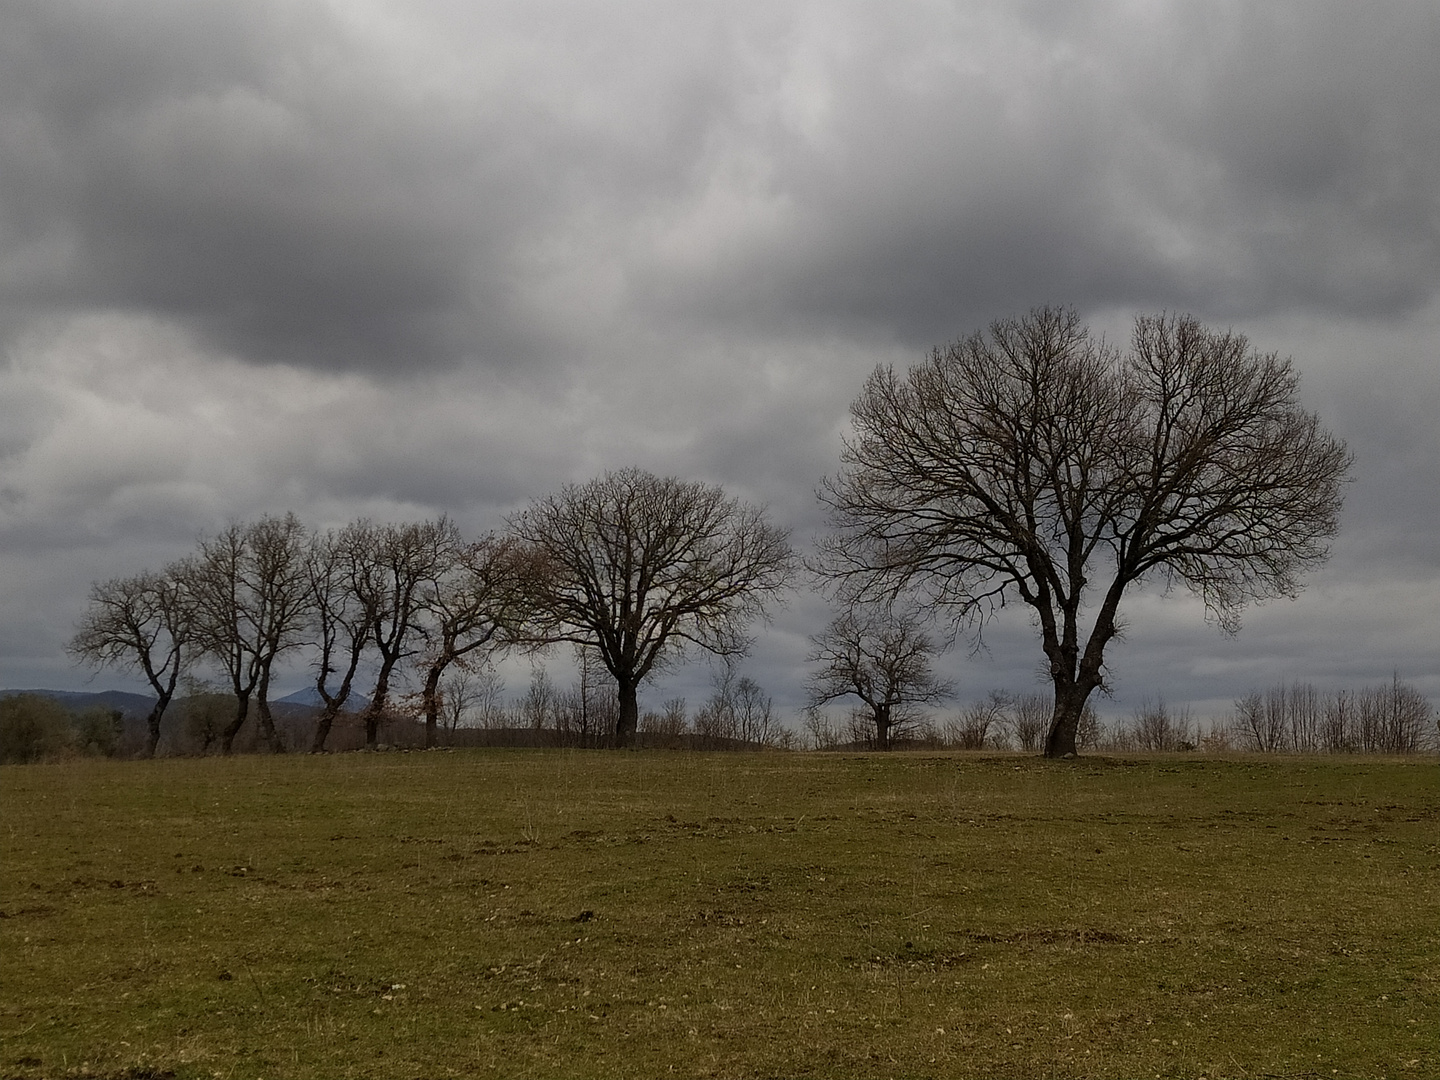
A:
1230;678;1434;754
68;515;531;756
71;306;1408;759
70;469;795;756
1042;685;1434;755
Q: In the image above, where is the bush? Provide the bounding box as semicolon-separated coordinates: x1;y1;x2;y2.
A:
0;694;76;763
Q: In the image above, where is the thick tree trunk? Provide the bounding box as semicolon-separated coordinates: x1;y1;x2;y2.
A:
255;699;283;753
255;669;284;753
1040;591;1119;758
874;704;892;751
142;692;171;759
1044;679;1094;758
614;679;638;749
221;694;251;755
422;660;444;749
364;663;395;748
310;704;339;753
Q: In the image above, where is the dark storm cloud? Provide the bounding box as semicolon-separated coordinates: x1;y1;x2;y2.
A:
638;3;1440;348
0;1;627;375
5;1;1437;375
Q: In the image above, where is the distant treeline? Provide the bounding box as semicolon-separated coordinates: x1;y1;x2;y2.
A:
803;681;1435;756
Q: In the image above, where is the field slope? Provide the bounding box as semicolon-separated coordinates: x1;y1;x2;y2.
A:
2;751;1437;1078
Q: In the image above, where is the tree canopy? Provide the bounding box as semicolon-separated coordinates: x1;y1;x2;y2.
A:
510;468;794;748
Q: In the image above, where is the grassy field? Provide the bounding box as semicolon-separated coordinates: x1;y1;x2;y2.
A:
1;750;1437;1079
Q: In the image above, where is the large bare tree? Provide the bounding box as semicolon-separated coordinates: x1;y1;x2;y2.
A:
819;308;1351;757
68;565;196;757
805;604;952;751
510;468;794;748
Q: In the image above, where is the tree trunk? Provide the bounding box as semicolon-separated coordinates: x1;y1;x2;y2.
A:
255;699;283;753
874;704;892;751
421;660;444;750
614;679;638;749
255;669;284;753
364;664;395;748
221;694;251;755
1044;680;1093;758
141;692;171;759
1041;592;1117;758
310;704;339;753
310;642;362;753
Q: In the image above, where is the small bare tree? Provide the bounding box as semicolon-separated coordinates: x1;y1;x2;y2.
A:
805;604;952;751
69;565;196;758
801;707;842;750
1131;697;1194;752
1233;690;1287;753
1009;692;1049;754
639;697;688;747
523;668;558;733
946;691;1010;750
819;307;1351;757
1076;701;1103;752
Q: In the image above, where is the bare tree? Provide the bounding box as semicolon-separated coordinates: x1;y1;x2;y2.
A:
1131;697;1194;752
732;676;778;747
1244;675;1435;754
1076;701;1102;752
186;514;311;754
68;565;195;758
510;468;794;748
438;668;479;735
468;665;508;730
1009;692;1049;754
819;307;1351;757
639;697;688;747
693;660;779;749
1355;675;1432;754
946;691;1010;750
305;521;379;753
801;707;843;751
353;518;460;748
805;604;952;751
523;667;558;733
413;536;534;749
551;649;616;748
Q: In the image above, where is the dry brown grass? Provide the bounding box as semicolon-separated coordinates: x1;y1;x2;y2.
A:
2;750;1437;1078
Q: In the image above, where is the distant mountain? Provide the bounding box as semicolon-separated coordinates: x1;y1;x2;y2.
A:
1;689;157;716
275;686;371;710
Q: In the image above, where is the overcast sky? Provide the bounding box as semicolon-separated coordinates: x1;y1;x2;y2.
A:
3;0;1437;726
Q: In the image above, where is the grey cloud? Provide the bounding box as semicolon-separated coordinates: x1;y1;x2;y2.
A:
2;1;1437;716
0;2;630;375
637;3;1440;347
8;2;1437;379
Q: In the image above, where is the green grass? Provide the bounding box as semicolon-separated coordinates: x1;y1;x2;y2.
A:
2;750;1437;1079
